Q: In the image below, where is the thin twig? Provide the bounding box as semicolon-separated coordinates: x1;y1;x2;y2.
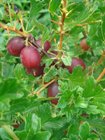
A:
51;19;61;25
0;22;28;37
34;79;56;95
96;50;105;66
96;68;105;82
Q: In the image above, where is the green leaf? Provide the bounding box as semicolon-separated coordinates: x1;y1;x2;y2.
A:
69;67;86;87
43;117;67;129
44;66;57;82
25;113;41;134
79;122;90;140
0;6;4;20
32;131;51;140
30;0;43;20
35;103;51;124
0;128;11;140
61;55;72;66
29;19;51;42
0;36;5;51
14;64;25;79
0;78;24;101
49;0;61;14
9;97;38;114
83;77;102;98
62;138;69;140
69;134;78;140
89;118;105;139
15;130;27;140
87;105;100;114
75;96;88;108
0;100;10;112
2;62;14;78
68;122;80;136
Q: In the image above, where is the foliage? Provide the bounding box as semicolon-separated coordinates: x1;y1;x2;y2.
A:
0;0;105;140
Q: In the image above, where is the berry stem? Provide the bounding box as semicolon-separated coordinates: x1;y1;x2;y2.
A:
29;37;50;57
0;22;28;37
96;68;105;82
58;0;67;55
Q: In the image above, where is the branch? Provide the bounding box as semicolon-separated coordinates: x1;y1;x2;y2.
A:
96;68;105;82
0;22;28;37
33;79;56;95
96;50;105;66
58;0;67;53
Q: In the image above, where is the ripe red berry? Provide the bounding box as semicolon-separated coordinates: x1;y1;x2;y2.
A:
7;36;25;56
44;41;51;52
47;82;59;105
12;123;20;129
25;68;33;75
66;65;72;73
33;64;45;76
80;38;90;51
36;39;51;52
66;57;86;73
25;64;45;77
20;46;41;69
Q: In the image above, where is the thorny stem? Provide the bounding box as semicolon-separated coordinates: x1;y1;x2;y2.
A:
89;50;105;76
96;68;105;82
0;22;28;37
58;0;67;56
88;50;105;76
96;50;105;66
92;50;105;82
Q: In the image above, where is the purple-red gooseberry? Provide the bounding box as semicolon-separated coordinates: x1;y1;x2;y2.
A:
25;68;33;75
20;46;41;69
7;36;25;56
47;82;59;105
33;64;45;77
80;38;90;51
36;38;51;52
66;57;86;73
44;41;51;52
25;64;45;77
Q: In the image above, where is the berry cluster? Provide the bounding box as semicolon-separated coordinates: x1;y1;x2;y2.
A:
7;36;51;77
7;36;89;105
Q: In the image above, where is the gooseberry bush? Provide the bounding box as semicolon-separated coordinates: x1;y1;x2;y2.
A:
0;0;105;140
